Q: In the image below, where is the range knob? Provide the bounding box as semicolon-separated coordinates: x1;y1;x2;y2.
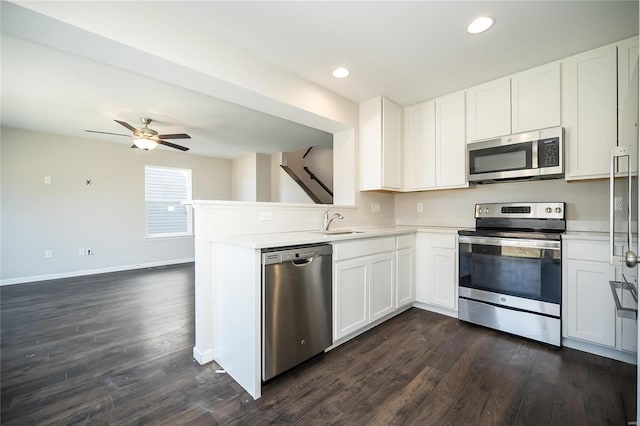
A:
545;207;552;213
555;207;562;213
484;208;490;213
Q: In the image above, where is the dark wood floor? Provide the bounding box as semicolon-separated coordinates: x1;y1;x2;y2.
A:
1;263;636;425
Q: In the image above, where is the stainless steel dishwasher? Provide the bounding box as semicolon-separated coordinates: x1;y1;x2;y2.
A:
262;244;332;381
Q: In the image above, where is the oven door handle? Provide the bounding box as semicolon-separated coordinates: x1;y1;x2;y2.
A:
458;235;560;250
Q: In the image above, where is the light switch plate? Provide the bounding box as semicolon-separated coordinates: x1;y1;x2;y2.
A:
371;203;380;213
417;203;424;213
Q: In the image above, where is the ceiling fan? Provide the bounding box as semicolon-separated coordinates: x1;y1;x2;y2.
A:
85;117;190;151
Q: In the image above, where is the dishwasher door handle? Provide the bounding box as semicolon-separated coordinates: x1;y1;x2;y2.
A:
291;257;314;267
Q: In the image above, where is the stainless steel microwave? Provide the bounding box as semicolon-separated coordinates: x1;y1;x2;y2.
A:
467;127;564;183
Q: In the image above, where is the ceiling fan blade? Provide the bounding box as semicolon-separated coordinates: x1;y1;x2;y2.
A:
157;140;190;151
114;119;138;133
157;133;191;140
85;130;131;137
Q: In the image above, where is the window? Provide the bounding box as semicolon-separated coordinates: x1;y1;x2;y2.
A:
145;165;192;238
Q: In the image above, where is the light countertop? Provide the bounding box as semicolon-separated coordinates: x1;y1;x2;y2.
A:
213;225;425;249
213;223;627;249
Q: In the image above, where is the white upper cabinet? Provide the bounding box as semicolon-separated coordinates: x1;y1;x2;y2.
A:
564;37;638;180
466;77;511;142
466;62;560;143
511;62;561;133
617;36;639;174
563;44;617;179
435;91;468;188
402;94;467;191
360;97;403;191
403;101;436;190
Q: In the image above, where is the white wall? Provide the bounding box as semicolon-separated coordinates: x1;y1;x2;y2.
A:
1;127;232;282
231;153;257;201
256;153;271;202
394;178;631;230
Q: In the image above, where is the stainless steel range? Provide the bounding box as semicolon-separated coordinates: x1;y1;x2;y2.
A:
458;202;565;346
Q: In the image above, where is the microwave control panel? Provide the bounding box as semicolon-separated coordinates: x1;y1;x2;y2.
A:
538;138;560;167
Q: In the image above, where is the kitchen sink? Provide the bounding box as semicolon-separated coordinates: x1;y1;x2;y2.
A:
317;229;364;235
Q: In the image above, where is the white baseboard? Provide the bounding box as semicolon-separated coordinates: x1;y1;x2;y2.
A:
0;258;195;286
193;346;215;365
562;337;637;365
412;301;458;318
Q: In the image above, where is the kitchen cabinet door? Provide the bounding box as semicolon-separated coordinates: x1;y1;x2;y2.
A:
334;258;369;340
404;101;436;190
511;62;561;133
617;36;639;175
435;91;468;188
415;232;458;313
565;260;616;347
466;77;511;142
414;233;430;304
617;257;638;353
563;44;617;180
369;253;396;322
428;247;458;311
396;247;415;308
360;96;403;191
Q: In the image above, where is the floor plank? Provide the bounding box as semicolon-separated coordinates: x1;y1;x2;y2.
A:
1;263;636;425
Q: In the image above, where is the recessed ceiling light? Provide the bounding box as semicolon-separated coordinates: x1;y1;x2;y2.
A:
332;67;350;78
467;16;494;34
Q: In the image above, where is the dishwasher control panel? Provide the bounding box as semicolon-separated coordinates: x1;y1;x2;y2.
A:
262;244;332;265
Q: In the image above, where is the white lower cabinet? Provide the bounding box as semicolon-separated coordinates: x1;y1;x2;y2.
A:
396;248;414;307
334;258;369;339
428;247;457;310
563;238;637;357
565;260;616;347
369;253;396;322
333;235;414;342
415;231;458;315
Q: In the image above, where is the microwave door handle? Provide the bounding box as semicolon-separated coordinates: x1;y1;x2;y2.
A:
531;140;538;169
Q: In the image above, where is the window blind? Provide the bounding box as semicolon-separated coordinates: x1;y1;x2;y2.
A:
145;166;192;237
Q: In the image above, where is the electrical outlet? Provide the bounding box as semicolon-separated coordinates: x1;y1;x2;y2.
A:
417;203;424;213
45;249;53;258
44;176;51;184
371;202;380;213
79;248;85;256
615;197;624;211
259;211;272;221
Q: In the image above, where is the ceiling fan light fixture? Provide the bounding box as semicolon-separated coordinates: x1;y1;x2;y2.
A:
133;138;158;150
467;16;494;34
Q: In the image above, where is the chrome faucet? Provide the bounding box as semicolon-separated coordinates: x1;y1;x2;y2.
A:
322;209;344;231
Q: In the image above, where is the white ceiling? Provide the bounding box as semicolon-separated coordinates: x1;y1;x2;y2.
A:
2;1;638;158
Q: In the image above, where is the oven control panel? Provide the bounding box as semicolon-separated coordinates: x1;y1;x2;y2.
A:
475;202;564;219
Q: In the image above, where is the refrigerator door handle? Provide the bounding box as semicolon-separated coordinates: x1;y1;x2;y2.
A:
610;146;638;268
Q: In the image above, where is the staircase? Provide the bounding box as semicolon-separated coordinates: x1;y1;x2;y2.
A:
280;146;333;204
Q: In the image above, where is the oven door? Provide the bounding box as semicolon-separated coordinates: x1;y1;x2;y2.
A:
458;234;561;317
